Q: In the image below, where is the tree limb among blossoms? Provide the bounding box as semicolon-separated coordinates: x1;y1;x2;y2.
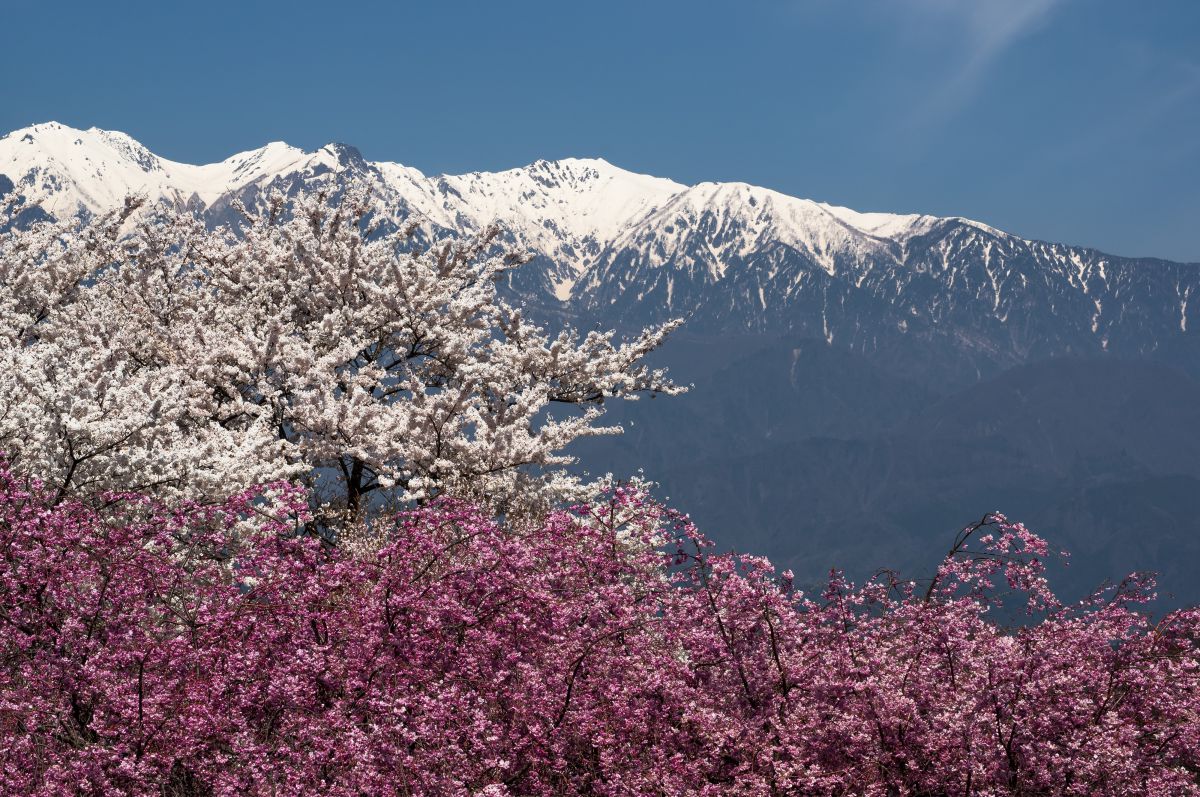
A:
0;186;684;527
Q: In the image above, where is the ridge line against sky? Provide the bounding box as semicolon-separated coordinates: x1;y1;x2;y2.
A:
1;0;1197;261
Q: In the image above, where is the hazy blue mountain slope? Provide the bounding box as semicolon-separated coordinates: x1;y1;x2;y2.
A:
575;355;1200;604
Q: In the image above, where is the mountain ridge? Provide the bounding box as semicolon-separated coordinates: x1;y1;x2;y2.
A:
0;121;1077;275
4;122;1195;378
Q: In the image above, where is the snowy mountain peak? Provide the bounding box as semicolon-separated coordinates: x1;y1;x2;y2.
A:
11;119;1182;347
317;142;369;169
432;156;683;243
2;123;176;216
818;202;942;241
90;128;163;173
0;123;985;271
362;153;688;300
220;141;305;172
0;124;384;214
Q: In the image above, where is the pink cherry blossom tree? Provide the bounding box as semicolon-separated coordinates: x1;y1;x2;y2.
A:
1;466;1196;795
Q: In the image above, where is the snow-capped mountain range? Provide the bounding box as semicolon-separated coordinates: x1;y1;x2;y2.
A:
6;121;1200;604
3;121;1197;377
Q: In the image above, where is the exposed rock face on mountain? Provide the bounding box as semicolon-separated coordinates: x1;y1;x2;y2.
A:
4;122;1199;603
573;192;1200;394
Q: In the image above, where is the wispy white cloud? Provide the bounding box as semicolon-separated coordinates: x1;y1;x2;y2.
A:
925;0;1064;107
873;0;1066;132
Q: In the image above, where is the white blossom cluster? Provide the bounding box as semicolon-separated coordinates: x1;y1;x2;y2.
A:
0;187;683;527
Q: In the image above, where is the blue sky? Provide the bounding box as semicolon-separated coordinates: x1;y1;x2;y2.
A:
3;0;1197;260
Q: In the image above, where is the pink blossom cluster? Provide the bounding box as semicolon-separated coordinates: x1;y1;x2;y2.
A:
1;468;1197;795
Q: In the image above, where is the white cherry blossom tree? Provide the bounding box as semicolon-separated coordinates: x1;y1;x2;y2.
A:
0;186;683;529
